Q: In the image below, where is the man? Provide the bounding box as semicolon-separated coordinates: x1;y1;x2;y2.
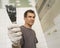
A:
8;10;38;48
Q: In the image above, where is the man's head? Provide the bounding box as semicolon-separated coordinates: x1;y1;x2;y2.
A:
24;10;36;27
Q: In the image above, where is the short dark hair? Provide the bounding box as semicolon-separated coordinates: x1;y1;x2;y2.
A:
24;9;35;18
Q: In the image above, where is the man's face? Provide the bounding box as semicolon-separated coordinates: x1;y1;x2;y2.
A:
24;12;35;26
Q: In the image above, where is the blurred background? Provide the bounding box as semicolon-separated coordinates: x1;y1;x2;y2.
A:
0;0;60;48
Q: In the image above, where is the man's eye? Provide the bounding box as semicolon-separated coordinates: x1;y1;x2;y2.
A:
33;16;35;18
28;16;35;18
29;16;32;18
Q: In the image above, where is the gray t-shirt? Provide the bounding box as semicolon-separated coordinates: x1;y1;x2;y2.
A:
20;26;38;48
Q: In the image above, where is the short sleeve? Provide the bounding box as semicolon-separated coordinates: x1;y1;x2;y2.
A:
35;36;38;43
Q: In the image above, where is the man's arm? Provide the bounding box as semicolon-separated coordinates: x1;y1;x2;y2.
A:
8;24;23;48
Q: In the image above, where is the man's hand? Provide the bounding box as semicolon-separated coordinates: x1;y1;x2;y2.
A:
8;24;22;46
